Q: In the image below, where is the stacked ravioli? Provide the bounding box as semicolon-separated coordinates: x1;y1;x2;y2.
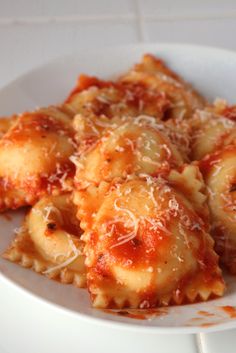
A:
4;54;236;310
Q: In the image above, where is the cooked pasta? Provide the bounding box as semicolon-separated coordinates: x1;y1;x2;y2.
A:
0;107;76;211
75;175;224;308
190;108;236;160
65;74;170;121
120;54;206;120
73;115;185;188
208;98;236;122
2;53;232;311
200;146;236;274
0;116;17;137
3;194;86;287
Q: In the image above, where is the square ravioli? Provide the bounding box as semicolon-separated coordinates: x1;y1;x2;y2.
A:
74;169;225;308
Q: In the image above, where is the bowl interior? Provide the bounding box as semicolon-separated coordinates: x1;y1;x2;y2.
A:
1;43;236;334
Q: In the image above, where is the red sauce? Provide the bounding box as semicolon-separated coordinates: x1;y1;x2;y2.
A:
39;162;75;194
187;317;224;327
200;145;236;178
222;106;236;121
221;306;236;318
106;219;171;267
200;322;217;328
87;176;225;308
199;150;223;177
103;308;168;320
197;310;215;317
65;75;114;103
3;112;73;145
65;74;170;119
120;82;169;116
189;317;202;322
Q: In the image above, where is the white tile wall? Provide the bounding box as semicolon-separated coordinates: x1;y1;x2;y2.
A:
138;0;236;18
0;0;135;18
144;18;236;49
0;21;139;86
0;1;236;352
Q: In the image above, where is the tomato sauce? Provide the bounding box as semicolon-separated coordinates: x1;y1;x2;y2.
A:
221;305;236;318
103;308;168;320
65;75;115;103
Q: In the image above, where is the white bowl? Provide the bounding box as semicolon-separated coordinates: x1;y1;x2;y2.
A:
1;43;236;334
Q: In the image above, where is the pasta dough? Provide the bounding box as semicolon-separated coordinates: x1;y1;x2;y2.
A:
208;98;236;122
200;146;236;274
75;175;224;308
190;108;236;160
120;54;206;120
0;107;76;211
1;53;231;311
65;55;205;122
73;115;185;188
3;194;86;287
65;74;170;121
0;116;17;137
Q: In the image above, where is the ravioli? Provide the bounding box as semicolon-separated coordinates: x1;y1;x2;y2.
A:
65;54;205;123
120;54;206;120
0;116;17;137
3;194;86;287
200;146;236;274
0;107;76;211
75;175;224;308
190;108;236;160
65;74;170;121
73;115;185;188
208;98;236;122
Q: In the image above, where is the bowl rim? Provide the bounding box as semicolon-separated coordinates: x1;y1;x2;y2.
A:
1;42;236;334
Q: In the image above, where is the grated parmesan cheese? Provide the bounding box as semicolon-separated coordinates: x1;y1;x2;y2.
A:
43;233;81;275
109;199;140;248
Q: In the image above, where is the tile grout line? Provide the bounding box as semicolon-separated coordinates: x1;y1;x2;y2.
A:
0;11;236;26
139;11;236;22
0;14;136;25
195;333;207;353
132;0;143;42
133;0;148;42
0;9;236;26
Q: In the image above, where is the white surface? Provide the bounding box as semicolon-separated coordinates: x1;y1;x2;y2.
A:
0;1;236;352
0;282;199;353
200;329;236;353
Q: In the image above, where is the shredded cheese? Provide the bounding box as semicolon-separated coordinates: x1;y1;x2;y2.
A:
43;233;81;275
110;199;140;248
